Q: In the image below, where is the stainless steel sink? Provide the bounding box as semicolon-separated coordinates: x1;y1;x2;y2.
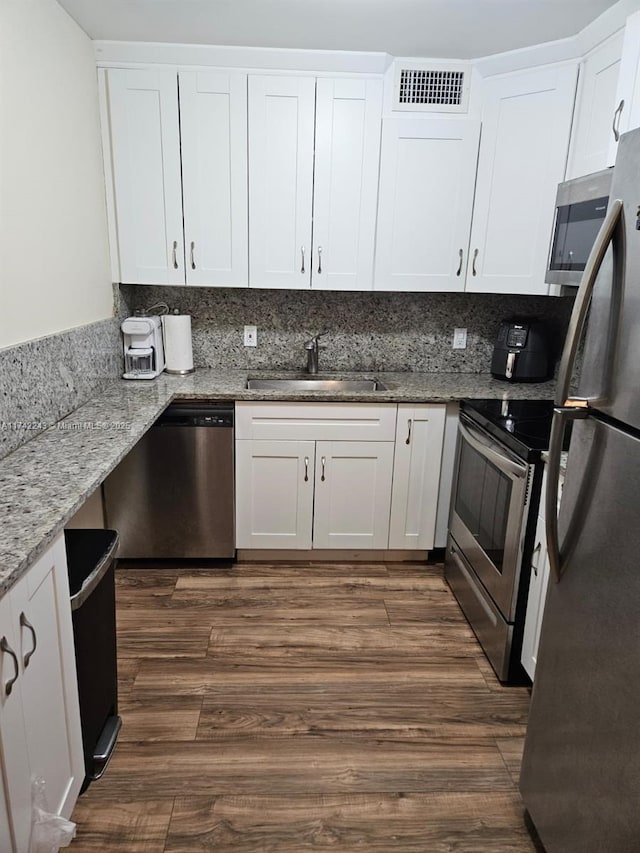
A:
246;377;386;392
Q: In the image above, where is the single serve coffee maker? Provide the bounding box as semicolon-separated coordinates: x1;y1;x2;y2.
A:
121;315;165;380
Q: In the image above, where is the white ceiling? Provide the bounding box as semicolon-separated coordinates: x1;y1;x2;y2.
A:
57;0;620;59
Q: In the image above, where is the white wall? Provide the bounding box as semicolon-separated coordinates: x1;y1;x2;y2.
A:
0;0;112;349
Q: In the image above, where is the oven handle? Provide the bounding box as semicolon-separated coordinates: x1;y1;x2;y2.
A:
458;418;528;479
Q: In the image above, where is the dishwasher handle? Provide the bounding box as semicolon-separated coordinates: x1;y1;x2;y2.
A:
156;403;234;428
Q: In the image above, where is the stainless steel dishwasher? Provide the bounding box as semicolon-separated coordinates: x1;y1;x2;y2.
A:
103;401;235;558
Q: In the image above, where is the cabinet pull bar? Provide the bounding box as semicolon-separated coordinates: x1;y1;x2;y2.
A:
317;246;323;274
456;249;463;276
172;240;179;270
613;99;625;142
304;456;309;482
406;419;412;445
19;612;37;668
301;246;306;274
190;241;196;270
1;637;19;696
472;248;478;276
321;456;326;482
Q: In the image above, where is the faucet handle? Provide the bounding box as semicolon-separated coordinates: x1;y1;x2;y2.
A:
304;332;326;349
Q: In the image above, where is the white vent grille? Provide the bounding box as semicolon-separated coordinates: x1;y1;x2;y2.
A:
393;62;470;113
399;69;464;107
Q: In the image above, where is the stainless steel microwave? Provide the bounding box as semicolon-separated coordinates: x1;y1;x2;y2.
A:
545;168;613;286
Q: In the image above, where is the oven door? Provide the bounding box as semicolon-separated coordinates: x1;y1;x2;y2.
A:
449;414;531;621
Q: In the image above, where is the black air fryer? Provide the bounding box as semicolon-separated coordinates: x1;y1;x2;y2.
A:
491;318;551;382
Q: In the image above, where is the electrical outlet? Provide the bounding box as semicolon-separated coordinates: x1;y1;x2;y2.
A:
244;325;257;347
453;328;467;349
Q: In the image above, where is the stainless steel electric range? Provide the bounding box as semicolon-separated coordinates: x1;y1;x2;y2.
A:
445;398;557;683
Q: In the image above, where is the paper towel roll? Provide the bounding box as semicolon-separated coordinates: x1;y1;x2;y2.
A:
162;314;195;375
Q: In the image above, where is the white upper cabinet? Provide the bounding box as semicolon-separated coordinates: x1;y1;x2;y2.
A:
466;65;577;295
248;76;316;289
608;11;640;161
312;78;383;291
104;68;249;287
248;75;383;290
180;71;249;287
107;69;184;285
374;118;480;292
567;30;624;179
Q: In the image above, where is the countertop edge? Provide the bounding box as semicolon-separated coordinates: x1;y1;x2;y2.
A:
0;370;557;598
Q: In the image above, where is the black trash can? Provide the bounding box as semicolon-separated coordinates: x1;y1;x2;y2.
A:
64;529;121;791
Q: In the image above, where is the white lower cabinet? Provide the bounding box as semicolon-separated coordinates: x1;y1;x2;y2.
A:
521;467;565;680
312;441;394;549
0;535;84;851
389;405;446;550
235;403;397;550
235;439;315;549
235;402;447;552
521;511;551;681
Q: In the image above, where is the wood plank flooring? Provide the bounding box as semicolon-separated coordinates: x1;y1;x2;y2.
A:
70;561;538;852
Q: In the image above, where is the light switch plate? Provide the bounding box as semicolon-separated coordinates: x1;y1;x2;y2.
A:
244;325;257;347
453;328;467;349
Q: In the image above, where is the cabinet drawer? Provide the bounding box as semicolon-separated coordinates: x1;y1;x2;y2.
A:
235;402;397;441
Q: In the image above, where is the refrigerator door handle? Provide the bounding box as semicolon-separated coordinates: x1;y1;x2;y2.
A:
554;198;624;408
547;198;624;584
546;406;588;582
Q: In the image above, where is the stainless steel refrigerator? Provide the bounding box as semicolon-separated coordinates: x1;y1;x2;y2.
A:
520;128;640;852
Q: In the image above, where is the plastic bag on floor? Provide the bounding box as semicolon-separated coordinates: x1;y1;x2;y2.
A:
30;777;76;853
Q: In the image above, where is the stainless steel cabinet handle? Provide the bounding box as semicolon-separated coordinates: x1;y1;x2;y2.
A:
190;241;196;270
456;248;463;277
406;419;412;445
19;612;37;668
531;541;542;577
172;240;179;270
301;246;306;274
304;456;309;482
321;456;326;482
472;248;478;276
1;637;19;696
546;198;624;584
612;99;625;142
317;246;322;274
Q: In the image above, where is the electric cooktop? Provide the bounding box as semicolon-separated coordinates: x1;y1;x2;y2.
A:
461;398;556;461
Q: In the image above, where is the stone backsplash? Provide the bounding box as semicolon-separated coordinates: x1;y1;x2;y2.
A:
0;316;122;460
121;285;575;374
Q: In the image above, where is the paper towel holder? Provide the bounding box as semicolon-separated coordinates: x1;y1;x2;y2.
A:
162;311;195;375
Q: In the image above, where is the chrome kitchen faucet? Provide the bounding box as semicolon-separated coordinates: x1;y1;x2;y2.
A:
304;333;324;374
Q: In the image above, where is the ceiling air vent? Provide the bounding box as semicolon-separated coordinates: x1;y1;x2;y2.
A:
393;62;470;113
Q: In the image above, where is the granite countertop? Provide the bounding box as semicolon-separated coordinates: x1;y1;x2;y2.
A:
0;369;557;597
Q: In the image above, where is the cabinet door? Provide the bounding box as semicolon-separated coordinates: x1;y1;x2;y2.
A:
466;65;577;295
608;11;640;163
567;30;624;178
313;441;394;549
312;78;383;291
14;536;84;818
107;69;185;285
180;71;249;287
521;511;551;681
235;440;315;548
375;118;479;292
0;594;30;853
389;405;446;550
0;759;14;853
248;76;315;289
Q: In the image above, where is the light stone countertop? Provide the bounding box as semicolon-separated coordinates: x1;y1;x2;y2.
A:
0;369;557;597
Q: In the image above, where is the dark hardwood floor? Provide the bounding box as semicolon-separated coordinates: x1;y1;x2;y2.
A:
69;561;536;852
